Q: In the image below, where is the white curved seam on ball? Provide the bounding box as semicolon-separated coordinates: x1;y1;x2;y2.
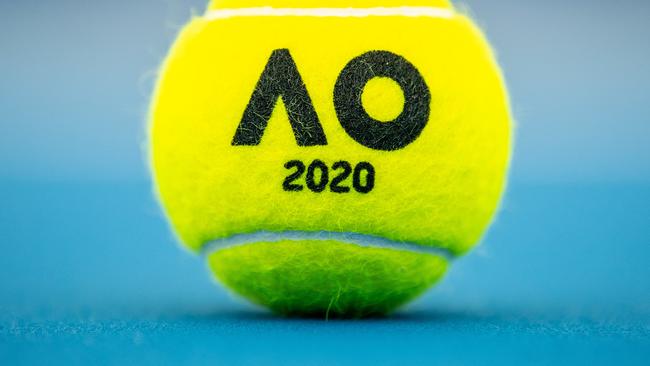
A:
200;231;457;261
203;7;455;20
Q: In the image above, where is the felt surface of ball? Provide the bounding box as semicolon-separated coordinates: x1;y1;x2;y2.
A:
150;0;511;317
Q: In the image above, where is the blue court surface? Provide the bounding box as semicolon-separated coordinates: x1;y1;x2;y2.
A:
1;0;649;365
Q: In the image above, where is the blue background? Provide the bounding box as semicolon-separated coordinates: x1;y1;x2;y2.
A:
1;0;649;364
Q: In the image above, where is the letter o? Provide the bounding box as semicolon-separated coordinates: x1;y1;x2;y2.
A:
334;51;431;151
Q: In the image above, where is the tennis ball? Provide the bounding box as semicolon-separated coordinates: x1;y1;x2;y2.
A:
150;0;511;318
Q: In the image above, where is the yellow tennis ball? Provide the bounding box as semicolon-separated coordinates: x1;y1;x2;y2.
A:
150;0;512;317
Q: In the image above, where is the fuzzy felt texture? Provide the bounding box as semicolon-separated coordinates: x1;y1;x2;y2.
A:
151;5;511;253
209;240;448;318
208;0;453;10
150;1;512;315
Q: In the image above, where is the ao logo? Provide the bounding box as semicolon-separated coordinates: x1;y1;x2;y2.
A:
232;49;431;151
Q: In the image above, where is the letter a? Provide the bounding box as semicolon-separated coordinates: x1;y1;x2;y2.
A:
232;49;327;146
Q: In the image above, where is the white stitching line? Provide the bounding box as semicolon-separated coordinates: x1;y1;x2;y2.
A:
201;231;457;261
204;7;455;20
